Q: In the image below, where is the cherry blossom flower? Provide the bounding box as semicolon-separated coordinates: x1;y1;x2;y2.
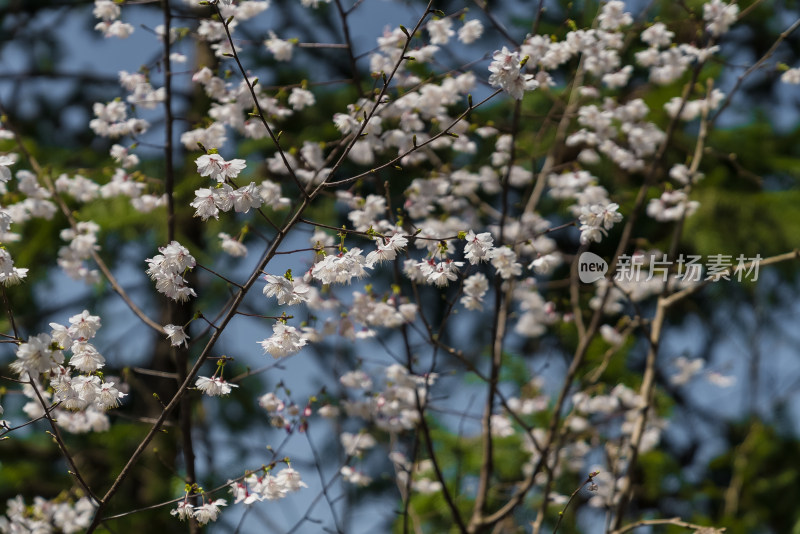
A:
265;32;293;61
55;173;100;202
599;325;624;347
578;203;623;244
706;371;736;387
263;274;310;305
488;247;522;279
195;153;247;182
97;381;126;409
288;88;315;110
703;0;739;36
598;0;632;30
229;481;261;505
641;22;674;48
69;341;105;373
365;233;408;266
0;248;28;286
671;356;704;386
461;273;489;310
192;499;227;525
10;334;64;376
458;19;484;44
95;20;134;38
318;404;340;418
196;376;238;396
341;466;372;486
254;474;287;500
231;182;262;212
275;468;307;492
782;68;800;84
488;47;539;100
340;370;373;390
190;188;219;220
0;154;16;182
258;392;285;412
170;500;193;521
463;231;494;264
646;191;699;222
164;324;190;347
93;0;120;21
311;248;371;285
145;241;197;302
219;232;248;257
427;18;454;45
340;432;377;455
259;322;308;358
68;310;101;340
669;164;695;185
1;496;95;532
417;258;464;287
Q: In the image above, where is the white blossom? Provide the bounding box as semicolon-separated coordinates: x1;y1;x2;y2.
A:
458;19;484;44
488;247;522;279
195;153;247;182
427;18;454;45
265;32;294;61
260;322;308;358
288;88;316;110
340;432;377;455
164;324;190;347
703;0;739;37
641;22;674;48
196;376;238;396
263;274;310;305
311;248;371;285
145;241;197;302
219;232;248;257
781;68;800;84
598;1;632;30
488;47;538;100
192;499;227;525
463;231;494;264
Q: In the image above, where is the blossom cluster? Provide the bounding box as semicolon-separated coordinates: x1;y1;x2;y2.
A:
0;495;95;533
190;153;289;221
170;498;227;526
338;364;437;433
92;0;134;38
195;375;238;396
145;240;197;302
228;467;307;504
0;0;781;531
8;310;127;434
170;467;307;526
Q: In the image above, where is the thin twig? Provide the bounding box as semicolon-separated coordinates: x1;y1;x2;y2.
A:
552;472;598;534
28;379;101;503
611;517;726;534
